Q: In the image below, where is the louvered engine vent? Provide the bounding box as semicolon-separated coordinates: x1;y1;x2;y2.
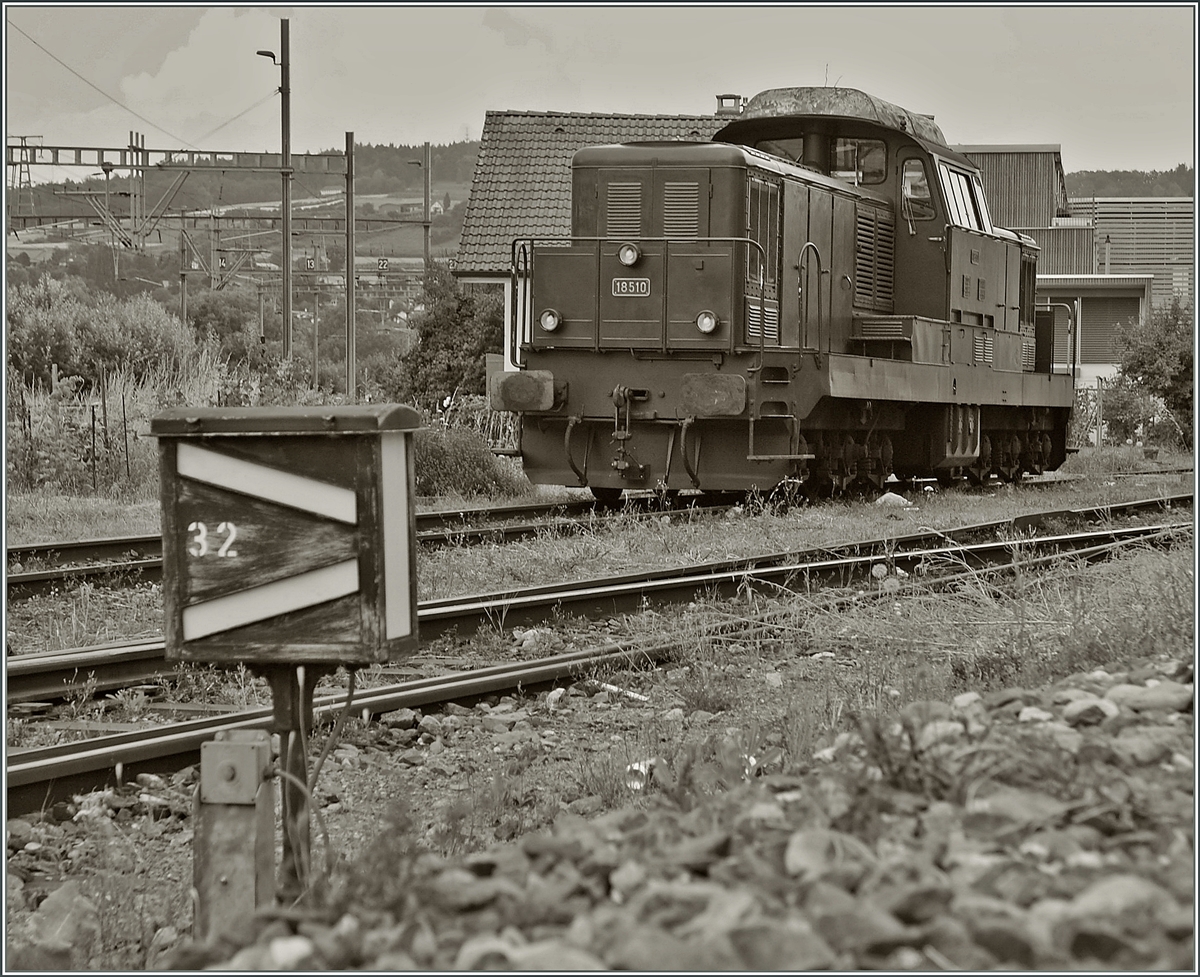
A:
663;182;700;238
745;301;780;344
854;204;895;313
606;183;642;238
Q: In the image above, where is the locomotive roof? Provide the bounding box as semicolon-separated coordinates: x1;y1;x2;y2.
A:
572;141;892;204
714;87;950;149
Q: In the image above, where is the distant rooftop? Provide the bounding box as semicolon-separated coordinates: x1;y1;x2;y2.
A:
954;144;1063;155
456;110;723;275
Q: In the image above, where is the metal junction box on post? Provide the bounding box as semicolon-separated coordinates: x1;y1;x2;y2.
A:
151;405;422;666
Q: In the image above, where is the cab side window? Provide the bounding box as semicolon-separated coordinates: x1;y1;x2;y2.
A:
901;159;935;220
832;138;886;185
937;163;989;232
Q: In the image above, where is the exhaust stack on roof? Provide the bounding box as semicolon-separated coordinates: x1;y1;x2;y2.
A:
715;94;745;117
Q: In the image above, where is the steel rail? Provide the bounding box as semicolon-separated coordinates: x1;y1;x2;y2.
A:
6;495;1190;704
5;642;668;817
4;499;605;569
6;520;1191;817
5;499;728;601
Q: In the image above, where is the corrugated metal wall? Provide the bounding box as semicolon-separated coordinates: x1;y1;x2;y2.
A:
1079;296;1141;364
1014;227;1094;274
1068;197;1195;308
966;152;1061;227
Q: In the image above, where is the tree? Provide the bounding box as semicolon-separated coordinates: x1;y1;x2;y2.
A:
5;276;91;385
1115;296;1194;445
188;289;261;364
402;264;502;408
326;241;346;273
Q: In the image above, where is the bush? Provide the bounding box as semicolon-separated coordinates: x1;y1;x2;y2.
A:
6;276;213;390
413;424;529;498
1097;374;1158;445
1115;296;1193;446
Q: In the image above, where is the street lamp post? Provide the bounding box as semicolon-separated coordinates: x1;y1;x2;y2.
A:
408;142;431;272
258;18;292;358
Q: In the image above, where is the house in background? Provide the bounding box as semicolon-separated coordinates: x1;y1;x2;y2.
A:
957;144;1188;385
1066;196;1194;309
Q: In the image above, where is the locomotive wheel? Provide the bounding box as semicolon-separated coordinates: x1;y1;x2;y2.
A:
589;486;625;508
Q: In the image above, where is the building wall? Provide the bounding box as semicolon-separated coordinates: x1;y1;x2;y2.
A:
963;151;1064;227
1068;197;1195;308
1039;277;1152;387
1014;226;1094;275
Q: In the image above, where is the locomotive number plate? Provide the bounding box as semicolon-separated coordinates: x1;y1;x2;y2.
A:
612;277;650;297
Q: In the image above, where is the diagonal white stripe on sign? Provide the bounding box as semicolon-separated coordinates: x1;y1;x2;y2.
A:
177;443;357;523
182;559;359;640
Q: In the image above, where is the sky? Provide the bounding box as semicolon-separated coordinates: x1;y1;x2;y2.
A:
3;4;1197;182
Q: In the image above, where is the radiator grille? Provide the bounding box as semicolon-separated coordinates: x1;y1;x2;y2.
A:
973;331;994;364
854;204;895;312
856;317;906;339
606;183;642;237
745;301;780;344
1021;322;1036;370
663;182;699;237
1022;339;1036;370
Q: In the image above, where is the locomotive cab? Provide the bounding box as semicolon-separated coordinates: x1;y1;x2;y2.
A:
493;87;1074;498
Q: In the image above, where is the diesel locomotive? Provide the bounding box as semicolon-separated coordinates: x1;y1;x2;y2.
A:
489;87;1076;503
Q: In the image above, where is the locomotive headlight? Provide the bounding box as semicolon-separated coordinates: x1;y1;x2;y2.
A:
617;242;641;267
695;310;719;334
538;309;562;332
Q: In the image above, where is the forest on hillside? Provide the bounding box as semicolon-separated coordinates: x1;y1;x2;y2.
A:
19;141;482;215
1065;164;1193;198
17;147;1191;219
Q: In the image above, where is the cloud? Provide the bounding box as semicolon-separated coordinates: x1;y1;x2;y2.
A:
4;6;1193;170
481;7;555;50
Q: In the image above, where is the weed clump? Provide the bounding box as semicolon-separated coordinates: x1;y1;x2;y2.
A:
414;426;530;498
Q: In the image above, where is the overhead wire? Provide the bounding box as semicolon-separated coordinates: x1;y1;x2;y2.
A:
190;89;279;147
10;21;279;155
7;19;198;149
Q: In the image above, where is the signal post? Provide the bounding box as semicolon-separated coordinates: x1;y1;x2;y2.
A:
151;405;421;937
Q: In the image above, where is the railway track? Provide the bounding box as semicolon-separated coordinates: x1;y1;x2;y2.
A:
6;504;1192;816
4;498;640;601
7;491;1190;706
7;472;1190;600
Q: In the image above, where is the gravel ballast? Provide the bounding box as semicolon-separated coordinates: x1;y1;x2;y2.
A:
9;644;1191;970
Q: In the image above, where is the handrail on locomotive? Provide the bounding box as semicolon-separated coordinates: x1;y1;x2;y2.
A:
1037;300;1081;379
795;240;827;362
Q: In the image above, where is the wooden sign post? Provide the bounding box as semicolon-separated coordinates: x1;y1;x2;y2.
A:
152;404;421;928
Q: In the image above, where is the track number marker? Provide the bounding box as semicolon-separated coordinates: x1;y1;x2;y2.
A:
188;521;239;559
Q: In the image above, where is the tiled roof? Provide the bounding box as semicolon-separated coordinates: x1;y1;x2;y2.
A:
455;111;725;275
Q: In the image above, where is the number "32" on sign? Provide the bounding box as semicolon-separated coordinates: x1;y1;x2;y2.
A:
187;521;239;558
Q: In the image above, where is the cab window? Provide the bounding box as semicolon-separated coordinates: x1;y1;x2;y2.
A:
755;138;805;163
937;162;989;232
971;174;994;233
831;138;886;185
901;159;935;220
